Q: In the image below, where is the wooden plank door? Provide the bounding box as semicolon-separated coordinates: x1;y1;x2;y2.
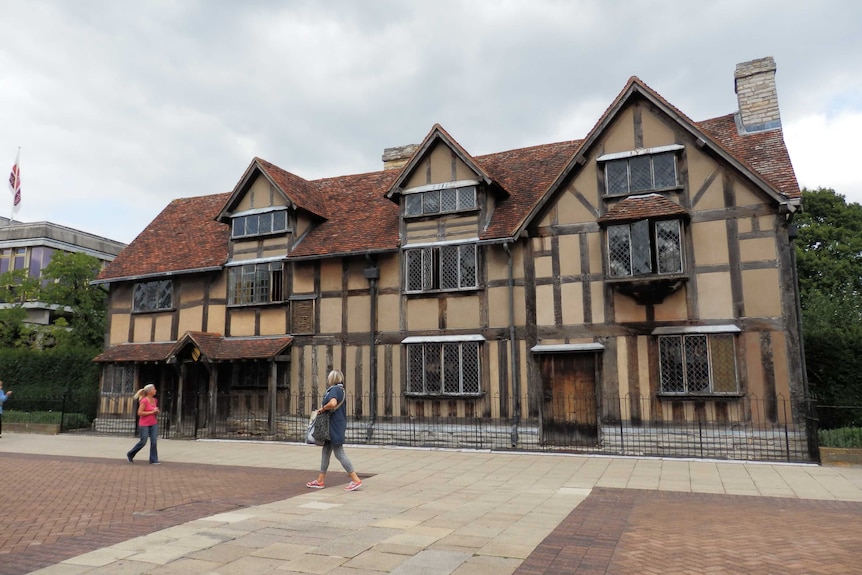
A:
540;353;598;445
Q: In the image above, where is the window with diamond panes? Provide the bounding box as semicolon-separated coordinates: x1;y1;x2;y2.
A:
103;364;136;395
659;334;738;394
607;219;682;278
228;262;284;305
406;341;481;396
403;186;477;217
133;280;173;312
405;244;477;293
605;152;678;196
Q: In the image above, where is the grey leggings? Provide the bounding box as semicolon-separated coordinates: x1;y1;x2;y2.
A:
320;442;355;474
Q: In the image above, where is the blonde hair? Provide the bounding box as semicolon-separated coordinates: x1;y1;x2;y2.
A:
327;370;344;386
134;383;155;400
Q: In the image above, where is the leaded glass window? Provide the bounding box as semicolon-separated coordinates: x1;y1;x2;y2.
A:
232;210;289;239
133;280;173;312
405;243;478;293
228;262;284;305
659;334;738;394
607;219;683;278
403;185;478;217
605;152;678;196
406;341;481;396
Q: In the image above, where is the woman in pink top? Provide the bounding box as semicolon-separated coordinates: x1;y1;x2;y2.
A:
126;383;160;464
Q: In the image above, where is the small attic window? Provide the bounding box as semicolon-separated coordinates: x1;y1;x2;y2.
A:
598;145;683;197
404;184;477;217
232;209;288;239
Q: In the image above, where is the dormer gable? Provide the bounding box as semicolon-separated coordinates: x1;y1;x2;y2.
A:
215;158;328;242
516;73;798;240
384;124;505;205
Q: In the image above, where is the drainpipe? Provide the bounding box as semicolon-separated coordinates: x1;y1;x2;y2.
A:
364;255;379;441
504;242;520;446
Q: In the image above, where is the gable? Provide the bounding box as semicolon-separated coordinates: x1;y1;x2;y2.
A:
403;141;482;189
232;175;290;213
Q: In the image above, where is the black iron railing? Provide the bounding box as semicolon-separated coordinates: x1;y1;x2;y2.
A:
82;392;815;463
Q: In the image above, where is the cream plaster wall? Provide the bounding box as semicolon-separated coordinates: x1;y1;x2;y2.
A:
319;297;343;334
613;291;647;322
229;309;256;336
446;295;480;329
653;288;688;322
110;314;131;345
320;260;342;292
691;220;730;266
536;284;555;326
561;282;584;325
601;107;636;153
558;234;581;276
347;295;370;333
406;298;439;331
177;306;204;335
292;263;315;294
695;272;734;319
742;268;782;316
154;315;172;341
591;282;605;324
739;237;777;262
377;294;400;332
132;317;152;342
640;109;677;148
259;308;287;335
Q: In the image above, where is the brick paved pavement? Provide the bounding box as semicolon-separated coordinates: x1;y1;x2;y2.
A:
516;487;862;575
0;453;352;575
2;434;862;575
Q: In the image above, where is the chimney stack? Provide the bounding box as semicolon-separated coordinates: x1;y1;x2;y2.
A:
382;144;419;170
734;57;781;133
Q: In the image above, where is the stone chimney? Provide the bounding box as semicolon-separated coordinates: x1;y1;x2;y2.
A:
734;57;781;133
382;144;419;170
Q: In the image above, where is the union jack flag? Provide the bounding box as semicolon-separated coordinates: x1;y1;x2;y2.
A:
8;150;21;213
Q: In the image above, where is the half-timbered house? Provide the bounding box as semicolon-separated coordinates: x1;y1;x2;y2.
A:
94;57;810;460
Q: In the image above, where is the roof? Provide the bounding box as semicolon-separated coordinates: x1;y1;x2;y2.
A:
171;332;293;361
96;193;230;282
99;76;800;280
597;194;690;224
94;342;175;363
95;333;293;363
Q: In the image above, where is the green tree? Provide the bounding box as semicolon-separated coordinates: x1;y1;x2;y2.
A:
794;188;862;410
39;252;107;348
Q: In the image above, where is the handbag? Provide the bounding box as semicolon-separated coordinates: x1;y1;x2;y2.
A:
305;413;319;445
310;388;345;444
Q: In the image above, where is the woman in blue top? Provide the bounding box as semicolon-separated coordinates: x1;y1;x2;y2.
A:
306;370;363;491
0;379;12;438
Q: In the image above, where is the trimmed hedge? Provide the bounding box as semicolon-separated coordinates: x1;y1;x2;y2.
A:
0;348;101;421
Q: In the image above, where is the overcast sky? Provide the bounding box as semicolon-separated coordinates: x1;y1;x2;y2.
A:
2;0;860;245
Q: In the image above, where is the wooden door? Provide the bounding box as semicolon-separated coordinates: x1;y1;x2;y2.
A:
540;353;598;445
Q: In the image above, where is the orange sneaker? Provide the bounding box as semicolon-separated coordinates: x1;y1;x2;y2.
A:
344;480;362;491
306;479;325;489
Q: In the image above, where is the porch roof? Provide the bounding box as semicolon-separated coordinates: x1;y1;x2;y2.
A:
94;334;294;363
169;332;294;362
93;342;175;363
